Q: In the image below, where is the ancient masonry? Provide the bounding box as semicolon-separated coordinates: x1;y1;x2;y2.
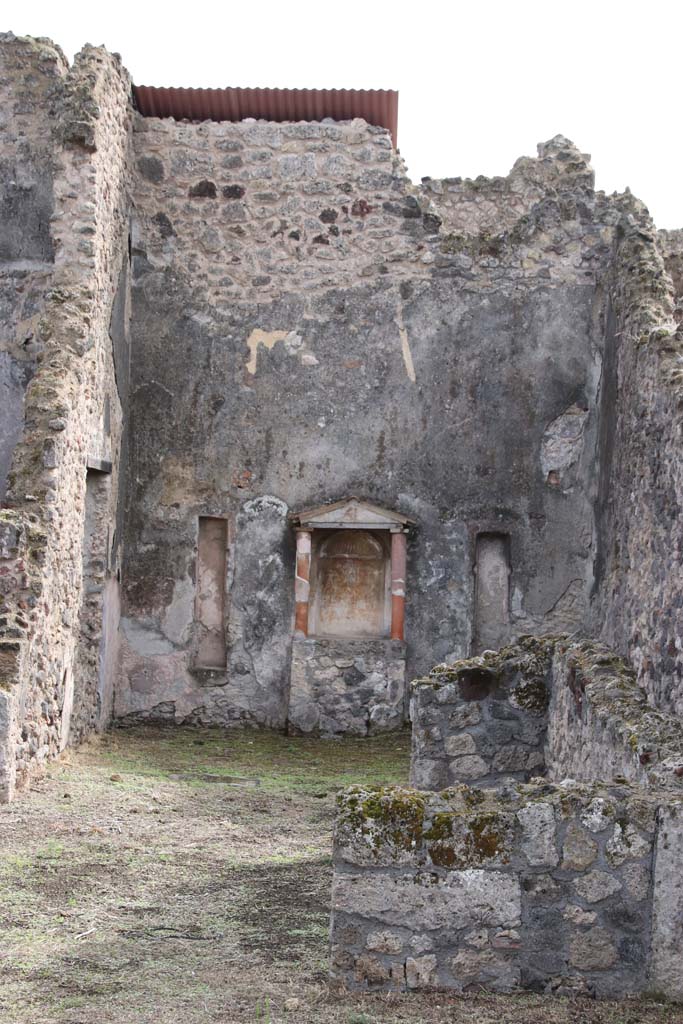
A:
1;31;682;999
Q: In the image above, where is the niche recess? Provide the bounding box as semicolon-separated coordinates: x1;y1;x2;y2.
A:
289;498;413;641
310;529;390;638
194;516;229;668
473;532;511;653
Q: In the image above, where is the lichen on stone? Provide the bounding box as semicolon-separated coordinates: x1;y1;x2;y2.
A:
337;785;426;856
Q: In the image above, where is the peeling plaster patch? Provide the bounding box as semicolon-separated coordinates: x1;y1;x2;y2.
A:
245;329;288;374
241;494;289;519
245;328;314;374
162;577;195;646
541;404;588;484
396;301;416;383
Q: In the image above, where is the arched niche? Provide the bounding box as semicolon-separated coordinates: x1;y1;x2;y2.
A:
310;529;390;638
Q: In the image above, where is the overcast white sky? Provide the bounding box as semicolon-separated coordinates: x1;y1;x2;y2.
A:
9;0;682;227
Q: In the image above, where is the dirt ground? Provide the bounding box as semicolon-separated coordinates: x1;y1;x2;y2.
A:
0;727;681;1024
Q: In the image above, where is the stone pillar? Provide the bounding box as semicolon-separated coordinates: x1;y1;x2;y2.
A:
294;529;312;637
390;531;407;642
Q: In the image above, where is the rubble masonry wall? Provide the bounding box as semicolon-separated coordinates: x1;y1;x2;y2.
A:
331;781;665;998
0;34;132;799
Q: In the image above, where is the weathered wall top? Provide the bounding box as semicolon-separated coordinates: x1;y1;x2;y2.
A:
421;134;595;238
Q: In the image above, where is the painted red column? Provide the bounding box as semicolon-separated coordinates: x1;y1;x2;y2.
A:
390;531;407;641
294;529;312;637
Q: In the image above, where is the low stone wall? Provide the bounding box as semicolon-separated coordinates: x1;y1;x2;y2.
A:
547;639;683;790
411;636;683;795
288;638;405;736
331;781;673;998
409;637;553;790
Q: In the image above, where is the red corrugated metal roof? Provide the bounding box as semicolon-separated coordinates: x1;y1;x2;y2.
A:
133;85;398;148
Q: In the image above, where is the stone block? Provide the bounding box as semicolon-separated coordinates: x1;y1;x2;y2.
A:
561;823;598;870
405;954;437;989
518;802;558;867
572;870;621;904
569;928;618;970
451;949;521;992
366;930;403;954
332;870;521;932
0;642;23;685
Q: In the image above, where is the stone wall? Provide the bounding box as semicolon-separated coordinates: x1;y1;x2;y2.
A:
421;138;595;240
331;781;667;998
410;635;683;796
595;212;683;714
410;636;552;791
288;638;406;736
547;638;683;790
0;34;63;500
120;127;615;728
0;35;132;799
657;229;683;302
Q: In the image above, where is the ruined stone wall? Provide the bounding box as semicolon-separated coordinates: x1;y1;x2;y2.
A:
595;213;683;714
657;229;683;301
331;781;664;998
421;139;596;240
121;130;615;727
546;638;683;789
0;34;63;500
410;636;551;791
0;35;132;799
410;635;683;795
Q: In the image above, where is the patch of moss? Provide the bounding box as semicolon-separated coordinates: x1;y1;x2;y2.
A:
511;676;549;714
439;230;504;260
423;812;454;842
428;842;458;868
463;788;486;808
425;808;510;868
468;812;508;861
440;233;467;255
412;634;559;696
340;786;426;853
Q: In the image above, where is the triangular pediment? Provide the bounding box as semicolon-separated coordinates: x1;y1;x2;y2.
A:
291;496;414;530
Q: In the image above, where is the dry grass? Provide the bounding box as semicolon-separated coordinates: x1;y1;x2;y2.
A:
0;726;680;1024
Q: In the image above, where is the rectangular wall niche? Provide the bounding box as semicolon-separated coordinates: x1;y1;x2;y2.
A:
473;533;510;653
195;517;228;668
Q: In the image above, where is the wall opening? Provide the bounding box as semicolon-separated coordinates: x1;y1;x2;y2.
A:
195;516;228;668
473;532;510;653
309;529;390;639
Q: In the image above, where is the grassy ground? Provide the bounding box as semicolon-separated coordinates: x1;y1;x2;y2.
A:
0;727;681;1024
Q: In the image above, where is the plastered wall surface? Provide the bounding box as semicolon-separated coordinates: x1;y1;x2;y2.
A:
120;128;615;727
